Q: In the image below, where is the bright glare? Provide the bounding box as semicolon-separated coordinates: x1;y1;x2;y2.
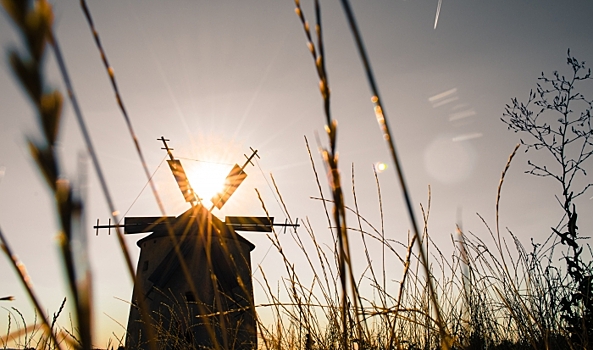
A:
374;162;388;173
187;162;231;205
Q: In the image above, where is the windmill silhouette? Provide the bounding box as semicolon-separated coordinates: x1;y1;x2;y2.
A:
95;137;297;349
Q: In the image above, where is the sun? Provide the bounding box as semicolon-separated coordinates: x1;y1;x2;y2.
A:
187;161;231;206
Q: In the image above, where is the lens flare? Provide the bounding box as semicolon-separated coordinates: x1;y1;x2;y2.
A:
424;134;476;184
374;162;388;173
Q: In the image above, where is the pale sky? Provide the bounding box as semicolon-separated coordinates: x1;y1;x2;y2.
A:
1;0;592;347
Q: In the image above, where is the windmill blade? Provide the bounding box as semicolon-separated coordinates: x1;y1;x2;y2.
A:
211;164;247;210
225;216;274;232
167;159;198;203
159;136;199;205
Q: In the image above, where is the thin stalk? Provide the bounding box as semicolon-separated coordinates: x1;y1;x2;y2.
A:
337;0;451;347
0;226;63;350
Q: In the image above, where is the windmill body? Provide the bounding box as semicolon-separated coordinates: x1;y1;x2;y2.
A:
124;205;256;349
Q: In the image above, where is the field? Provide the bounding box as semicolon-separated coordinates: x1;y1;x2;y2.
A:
0;0;592;349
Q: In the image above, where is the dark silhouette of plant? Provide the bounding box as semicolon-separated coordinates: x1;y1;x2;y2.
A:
502;50;593;348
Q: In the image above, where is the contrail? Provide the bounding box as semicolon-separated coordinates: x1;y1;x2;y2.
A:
434;0;443;29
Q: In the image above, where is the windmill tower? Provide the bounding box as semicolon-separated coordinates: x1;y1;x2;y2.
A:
95;138;296;349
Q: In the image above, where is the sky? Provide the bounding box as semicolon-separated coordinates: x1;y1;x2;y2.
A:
0;0;592;347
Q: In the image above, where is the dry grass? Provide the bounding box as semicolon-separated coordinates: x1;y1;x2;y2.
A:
250;141;587;350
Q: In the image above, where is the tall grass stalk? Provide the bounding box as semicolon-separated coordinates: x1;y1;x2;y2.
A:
294;1;365;348
333;0;453;347
0;226;61;349
1;0;85;348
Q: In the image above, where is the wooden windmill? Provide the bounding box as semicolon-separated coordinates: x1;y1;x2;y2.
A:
96;137;297;350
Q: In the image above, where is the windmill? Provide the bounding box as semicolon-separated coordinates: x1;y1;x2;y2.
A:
95;137;298;350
